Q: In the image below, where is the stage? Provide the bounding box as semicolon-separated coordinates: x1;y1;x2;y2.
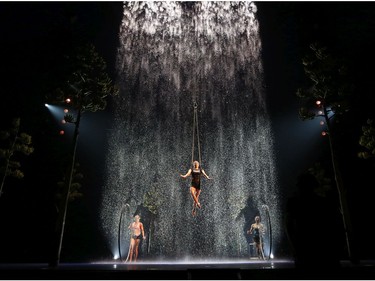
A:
1;259;375;279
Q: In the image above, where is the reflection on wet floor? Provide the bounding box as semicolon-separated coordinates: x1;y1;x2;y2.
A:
1;259;375;279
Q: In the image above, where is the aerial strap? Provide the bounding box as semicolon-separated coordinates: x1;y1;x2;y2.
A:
191;101;202;167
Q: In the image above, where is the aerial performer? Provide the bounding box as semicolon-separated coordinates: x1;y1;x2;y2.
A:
180;160;212;216
180;101;212;216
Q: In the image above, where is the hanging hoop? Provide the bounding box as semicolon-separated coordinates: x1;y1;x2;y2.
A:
261;204;272;260
118;204;131;262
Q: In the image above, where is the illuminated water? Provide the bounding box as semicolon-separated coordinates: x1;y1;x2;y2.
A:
100;1;280;260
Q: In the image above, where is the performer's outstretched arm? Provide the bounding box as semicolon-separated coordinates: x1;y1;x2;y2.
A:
202;169;212;180
180;169;192;178
247;224;254;234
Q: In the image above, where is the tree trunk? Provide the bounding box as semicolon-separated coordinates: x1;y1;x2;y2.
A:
49;108;81;267
324;107;356;262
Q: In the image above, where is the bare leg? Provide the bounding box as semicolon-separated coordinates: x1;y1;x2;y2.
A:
255;241;264;259
134;239;140;261
259;241;265;260
190;187;201;208
128;238;135;262
125;238;133;262
196;189;201;208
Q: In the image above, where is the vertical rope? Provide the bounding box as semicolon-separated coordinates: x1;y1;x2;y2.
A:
196;105;202;165
191;102;196;166
191;101;202;167
191;11;201;167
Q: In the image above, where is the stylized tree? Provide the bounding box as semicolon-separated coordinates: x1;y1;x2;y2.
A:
142;182;162;254
55;162;84;212
48;43;118;267
296;42;355;261
0;118;34;198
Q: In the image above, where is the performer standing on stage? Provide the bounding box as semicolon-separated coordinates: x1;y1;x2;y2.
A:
126;215;145;262
247;215;265;259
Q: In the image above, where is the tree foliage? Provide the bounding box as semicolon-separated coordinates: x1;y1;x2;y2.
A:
358;119;375;159
296;42;351;123
143;183;162;216
55;162;84;209
0;118;34;197
49;43;119;113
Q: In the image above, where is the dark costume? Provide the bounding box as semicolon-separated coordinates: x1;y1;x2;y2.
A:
132;234;142;240
252;228;261;244
191;168;202;189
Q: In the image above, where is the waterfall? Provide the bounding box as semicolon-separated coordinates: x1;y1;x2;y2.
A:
100;1;280;260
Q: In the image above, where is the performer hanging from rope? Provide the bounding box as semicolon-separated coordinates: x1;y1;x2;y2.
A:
180;160;211;216
180;101;212;216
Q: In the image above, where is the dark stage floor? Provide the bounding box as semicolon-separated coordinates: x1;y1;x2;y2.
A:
1;259;375;279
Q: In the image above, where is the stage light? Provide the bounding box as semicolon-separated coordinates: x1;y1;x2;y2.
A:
59;130;65;135
318;110;323;115
45;103;49;107
322;131;327;136
113;254;119;260
320;121;324;125
64;109;69;113
62;120;66;124
316;100;321;106
65;98;71;103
